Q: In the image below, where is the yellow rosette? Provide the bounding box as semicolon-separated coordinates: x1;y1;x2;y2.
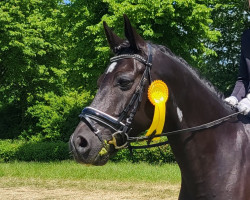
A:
146;80;168;140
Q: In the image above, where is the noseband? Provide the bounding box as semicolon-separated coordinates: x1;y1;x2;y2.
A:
79;44;153;148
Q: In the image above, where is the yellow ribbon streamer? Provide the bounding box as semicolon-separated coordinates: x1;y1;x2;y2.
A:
146;80;169;141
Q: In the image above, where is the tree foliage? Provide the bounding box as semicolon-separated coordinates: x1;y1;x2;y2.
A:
0;0;249;141
65;0;221;91
0;0;68;139
0;0;66;100
203;0;249;95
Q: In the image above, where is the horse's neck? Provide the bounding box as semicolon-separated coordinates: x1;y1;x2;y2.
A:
152;53;250;198
158;54;233;143
160;56;231;130
156;54;247;195
171;80;229;128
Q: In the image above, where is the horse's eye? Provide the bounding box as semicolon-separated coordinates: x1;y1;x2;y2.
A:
117;78;134;91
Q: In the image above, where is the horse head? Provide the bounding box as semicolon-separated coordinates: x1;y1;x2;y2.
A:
69;15;157;165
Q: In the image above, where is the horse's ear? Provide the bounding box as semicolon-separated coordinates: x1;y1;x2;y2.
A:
103;21;124;53
123;14;146;51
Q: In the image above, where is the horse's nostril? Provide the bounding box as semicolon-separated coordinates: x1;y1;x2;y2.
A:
77;136;88;148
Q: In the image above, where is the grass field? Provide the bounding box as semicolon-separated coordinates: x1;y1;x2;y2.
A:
0;161;181;200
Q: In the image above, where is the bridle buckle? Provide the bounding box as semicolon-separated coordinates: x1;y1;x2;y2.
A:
108;131;129;149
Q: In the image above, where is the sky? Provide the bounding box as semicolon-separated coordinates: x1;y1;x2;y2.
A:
64;0;71;4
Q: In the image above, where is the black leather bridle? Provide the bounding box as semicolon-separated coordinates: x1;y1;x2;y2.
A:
79;43;153;149
79;43;242;150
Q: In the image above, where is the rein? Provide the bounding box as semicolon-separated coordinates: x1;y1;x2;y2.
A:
127;111;242;149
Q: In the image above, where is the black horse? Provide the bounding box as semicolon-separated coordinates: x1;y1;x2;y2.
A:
70;15;250;199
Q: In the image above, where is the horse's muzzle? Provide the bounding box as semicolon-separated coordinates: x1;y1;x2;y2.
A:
69;123;111;166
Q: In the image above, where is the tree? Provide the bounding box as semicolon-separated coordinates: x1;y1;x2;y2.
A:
202;0;249;95
63;0;109;91
65;0;249;95
64;0;221;92
1;0;248;140
0;0;66;138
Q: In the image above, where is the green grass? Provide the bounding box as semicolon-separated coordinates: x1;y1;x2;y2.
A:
0;161;181;199
0;161;181;184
